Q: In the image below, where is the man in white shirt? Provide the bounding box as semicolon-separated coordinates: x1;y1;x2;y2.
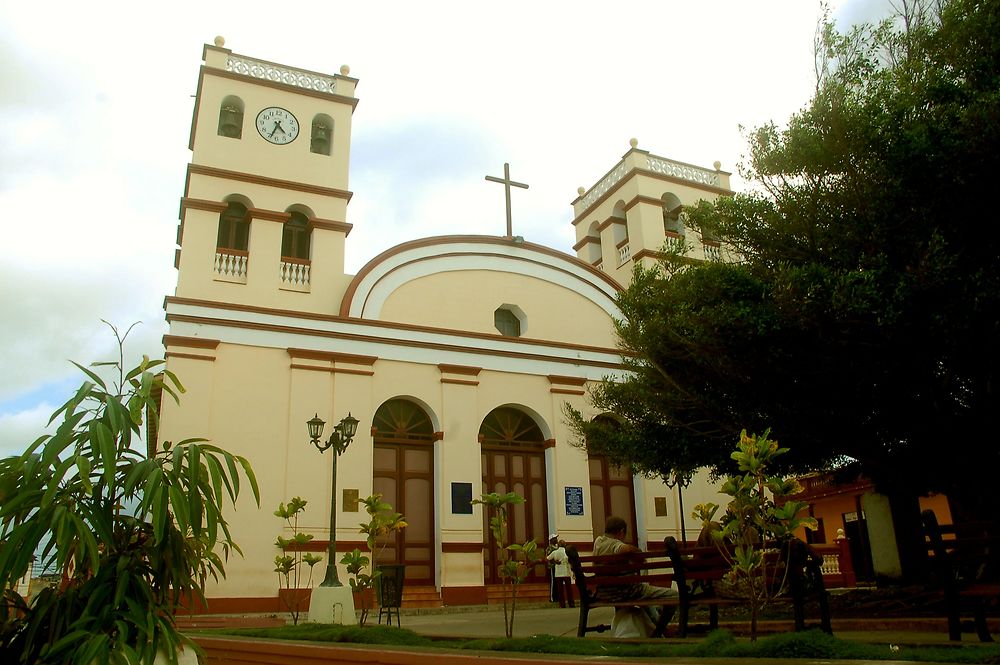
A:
593;516;676;634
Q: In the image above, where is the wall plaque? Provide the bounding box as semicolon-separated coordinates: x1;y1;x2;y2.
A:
654;496;668;517
451;482;473;514
564;487;584;516
343;488;359;512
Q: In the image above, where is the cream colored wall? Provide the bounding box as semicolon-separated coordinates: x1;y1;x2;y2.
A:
160;340;642;598
545;389;598;547
158;345;293;597
186;172;349;223
191;71;354;192
173;45;356;315
376;270;616;347
174;206;353;313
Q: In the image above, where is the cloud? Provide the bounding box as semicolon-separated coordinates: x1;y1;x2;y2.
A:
0;402;57;459
0;0;903;435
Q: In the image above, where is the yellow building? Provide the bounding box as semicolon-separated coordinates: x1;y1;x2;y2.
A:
157;39;732;615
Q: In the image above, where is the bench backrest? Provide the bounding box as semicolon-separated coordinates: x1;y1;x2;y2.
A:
923;509;1000;586
566;539;676;603
667;535;826;599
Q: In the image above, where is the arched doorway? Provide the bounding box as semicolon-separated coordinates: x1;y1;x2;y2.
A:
372;399;435;585
587;416;638;544
479;406;549;584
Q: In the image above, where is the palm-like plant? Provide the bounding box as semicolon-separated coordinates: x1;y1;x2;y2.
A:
0;324;259;664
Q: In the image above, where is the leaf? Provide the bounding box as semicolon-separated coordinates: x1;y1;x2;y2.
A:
169;483;190;535
70;360;108;391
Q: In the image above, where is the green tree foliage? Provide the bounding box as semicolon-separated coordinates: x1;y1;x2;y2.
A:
274;497;323;626
0;325;259;664
694;431;818;641
568;0;1000;518
473;492;541;638
340;493;407;626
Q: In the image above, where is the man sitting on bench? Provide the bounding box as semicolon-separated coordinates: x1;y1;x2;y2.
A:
593;516;677;636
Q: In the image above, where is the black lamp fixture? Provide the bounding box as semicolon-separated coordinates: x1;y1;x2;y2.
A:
307;412;360;587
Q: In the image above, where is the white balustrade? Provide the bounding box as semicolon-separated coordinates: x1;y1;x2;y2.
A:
214;250;248;283
227;56;337;94
280;260;311;291
580;160;629;210
821;553;842;576
618;244;631;266
579;154;723;213
646;155;722;188
704;244;721;262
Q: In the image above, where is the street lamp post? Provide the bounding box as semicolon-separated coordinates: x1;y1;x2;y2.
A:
307;412;360;587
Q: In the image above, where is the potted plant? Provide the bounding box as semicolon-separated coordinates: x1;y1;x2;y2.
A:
0;325;259;664
274;497;323;625
340;494;406;626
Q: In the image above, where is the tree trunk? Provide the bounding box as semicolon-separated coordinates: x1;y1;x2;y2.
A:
886;491;927;583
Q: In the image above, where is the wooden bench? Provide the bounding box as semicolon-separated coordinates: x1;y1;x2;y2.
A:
566;538;680;638
922;509;1000;641
665;536;832;637
567;536;832;639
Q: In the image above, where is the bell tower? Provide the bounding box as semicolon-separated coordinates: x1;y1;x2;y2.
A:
570;139;733;286
173;37;358;313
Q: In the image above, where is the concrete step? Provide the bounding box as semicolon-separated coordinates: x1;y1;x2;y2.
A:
486;582;550;605
400;585;443;609
176;615;285;630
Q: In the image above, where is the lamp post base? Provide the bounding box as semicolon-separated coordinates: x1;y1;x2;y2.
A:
307;586;357;625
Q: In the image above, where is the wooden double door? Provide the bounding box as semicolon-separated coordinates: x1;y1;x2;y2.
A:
588;453;638;544
372;401;435;586
480;407;549;584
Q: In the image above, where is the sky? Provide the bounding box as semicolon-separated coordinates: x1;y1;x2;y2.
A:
0;0;895;457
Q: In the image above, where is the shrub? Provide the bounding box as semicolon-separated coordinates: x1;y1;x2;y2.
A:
0;325;258;665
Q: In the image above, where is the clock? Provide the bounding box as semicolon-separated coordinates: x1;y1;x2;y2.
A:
256;107;300;145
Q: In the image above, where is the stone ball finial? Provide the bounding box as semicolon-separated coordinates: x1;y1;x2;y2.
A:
713;160;722;171
577;187;586;196
340;64;351;75
214;36;225;47
629;138;639;148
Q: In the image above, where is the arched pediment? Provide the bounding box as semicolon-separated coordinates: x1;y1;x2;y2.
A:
341;236;622;319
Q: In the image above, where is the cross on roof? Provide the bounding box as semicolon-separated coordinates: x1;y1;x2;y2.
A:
485;163;529;238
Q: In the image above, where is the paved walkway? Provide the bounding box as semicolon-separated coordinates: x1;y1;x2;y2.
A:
187;605;1000;665
395;603;981;645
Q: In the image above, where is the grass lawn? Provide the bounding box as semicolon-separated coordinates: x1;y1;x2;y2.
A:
203;623;1000;663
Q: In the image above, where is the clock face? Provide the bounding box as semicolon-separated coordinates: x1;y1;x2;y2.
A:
256;107;300;145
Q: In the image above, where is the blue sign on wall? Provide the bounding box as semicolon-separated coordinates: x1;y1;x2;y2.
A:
564;487;585;516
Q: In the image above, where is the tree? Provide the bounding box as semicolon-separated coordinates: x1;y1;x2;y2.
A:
340;493;407;626
569;0;1000;536
0;324;259;664
473;492;541;638
694;430;818;642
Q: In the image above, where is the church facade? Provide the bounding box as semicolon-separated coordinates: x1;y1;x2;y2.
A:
156;40;733;612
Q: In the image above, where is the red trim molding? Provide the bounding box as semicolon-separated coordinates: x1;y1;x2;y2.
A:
597;216;626;233
312;218;353;236
441;542;485;553
163;335;220;350
438;364;483;376
283;539;368;553
165;352;216;363
187;163;354;201
441;585;488;607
